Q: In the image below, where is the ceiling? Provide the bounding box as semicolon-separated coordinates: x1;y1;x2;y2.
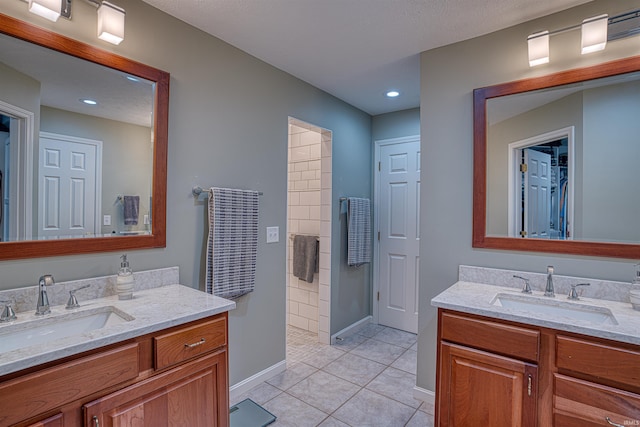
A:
142;0;592;116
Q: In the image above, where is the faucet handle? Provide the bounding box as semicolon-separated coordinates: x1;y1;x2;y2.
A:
39;275;55;287
0;300;17;322
568;283;590;300
513;275;532;294
66;285;90;309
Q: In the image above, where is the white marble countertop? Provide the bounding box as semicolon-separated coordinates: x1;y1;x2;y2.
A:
0;284;235;376
432;281;640;346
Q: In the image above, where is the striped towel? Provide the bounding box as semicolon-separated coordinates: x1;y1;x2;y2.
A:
347;197;371;266
206;188;259;299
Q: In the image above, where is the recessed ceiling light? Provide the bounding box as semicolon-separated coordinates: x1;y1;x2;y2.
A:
386;90;400;98
81;99;98;105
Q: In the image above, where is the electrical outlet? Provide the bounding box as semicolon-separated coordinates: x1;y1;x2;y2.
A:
266;226;279;243
103;215;111;226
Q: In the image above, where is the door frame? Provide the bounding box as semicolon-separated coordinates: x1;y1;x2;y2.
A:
0;100;35;241
373;135;420;326
508;127;574;239
38;131;103;238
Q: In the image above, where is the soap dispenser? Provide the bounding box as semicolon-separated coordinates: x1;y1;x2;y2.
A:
116;254;135;300
630;263;640;310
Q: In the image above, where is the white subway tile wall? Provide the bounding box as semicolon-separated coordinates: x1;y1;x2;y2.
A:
288;123;325;337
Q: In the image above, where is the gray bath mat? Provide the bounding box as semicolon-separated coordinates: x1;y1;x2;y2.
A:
230;398;276;427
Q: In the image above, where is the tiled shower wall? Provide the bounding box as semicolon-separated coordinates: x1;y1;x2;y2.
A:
287;121;332;343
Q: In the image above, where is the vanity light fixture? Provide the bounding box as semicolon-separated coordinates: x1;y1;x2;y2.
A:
527;31;549;67
581;14;608;54
526;9;640;67
28;0;63;22
97;1;125;45
24;0;125;45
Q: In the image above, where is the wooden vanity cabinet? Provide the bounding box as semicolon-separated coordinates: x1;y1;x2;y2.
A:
436;309;640;427
436;311;539;427
0;313;229;427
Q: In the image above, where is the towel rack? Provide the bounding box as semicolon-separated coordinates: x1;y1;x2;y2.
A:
192;186;264;198
289;234;319;241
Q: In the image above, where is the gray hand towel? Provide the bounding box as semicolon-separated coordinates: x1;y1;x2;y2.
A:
123;196;139;225
293;235;319;283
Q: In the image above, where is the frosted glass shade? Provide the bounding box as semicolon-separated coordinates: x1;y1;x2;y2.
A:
581;14;608;54
98;2;125;45
528;31;549;67
28;0;62;22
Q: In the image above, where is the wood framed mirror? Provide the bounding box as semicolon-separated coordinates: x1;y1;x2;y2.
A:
0;13;168;260
473;54;640;259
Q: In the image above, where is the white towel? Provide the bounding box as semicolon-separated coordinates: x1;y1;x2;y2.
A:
206;187;259;299
347;197;371;266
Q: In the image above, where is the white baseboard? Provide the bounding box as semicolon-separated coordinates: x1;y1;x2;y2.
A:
413;385;435;406
331;315;372;344
229;360;286;402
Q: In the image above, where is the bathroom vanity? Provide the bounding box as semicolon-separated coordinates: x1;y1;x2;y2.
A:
432;269;640;427
0;278;235;427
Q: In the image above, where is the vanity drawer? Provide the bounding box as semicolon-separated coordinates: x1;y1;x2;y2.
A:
154;315;227;370
440;311;540;362
553;374;640;426
556;335;640;391
0;343;139;426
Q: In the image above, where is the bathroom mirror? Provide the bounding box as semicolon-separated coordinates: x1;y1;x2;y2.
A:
0;13;168;260
473;54;640;259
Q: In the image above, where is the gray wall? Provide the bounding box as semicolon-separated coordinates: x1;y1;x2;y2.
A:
582;81;640;242
41;106;153;235
1;0;371;386
372;108;420;141
419;0;640;392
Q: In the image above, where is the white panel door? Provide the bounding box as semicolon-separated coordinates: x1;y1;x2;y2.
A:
524;148;551;239
377;139;420;333
38;134;101;239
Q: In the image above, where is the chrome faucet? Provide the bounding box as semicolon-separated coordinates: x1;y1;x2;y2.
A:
544;266;555;297
36;274;55;315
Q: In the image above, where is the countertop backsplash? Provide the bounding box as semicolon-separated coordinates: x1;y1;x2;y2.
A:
0;267;180;314
459;265;634;304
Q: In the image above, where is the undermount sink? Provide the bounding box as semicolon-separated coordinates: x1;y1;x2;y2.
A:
491;293;618;325
0;306;134;353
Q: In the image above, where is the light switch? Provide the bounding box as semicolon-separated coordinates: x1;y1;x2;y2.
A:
144;214;150;225
266;226;279;243
103;215;111;226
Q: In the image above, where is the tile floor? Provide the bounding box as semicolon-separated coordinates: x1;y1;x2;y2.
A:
231;324;435;427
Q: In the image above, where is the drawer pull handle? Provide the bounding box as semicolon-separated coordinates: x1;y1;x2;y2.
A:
605;417;624;427
93;415;100;427
185;338;206;348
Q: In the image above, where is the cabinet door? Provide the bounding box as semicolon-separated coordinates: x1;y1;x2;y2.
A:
437;342;537;427
84;351;228;427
